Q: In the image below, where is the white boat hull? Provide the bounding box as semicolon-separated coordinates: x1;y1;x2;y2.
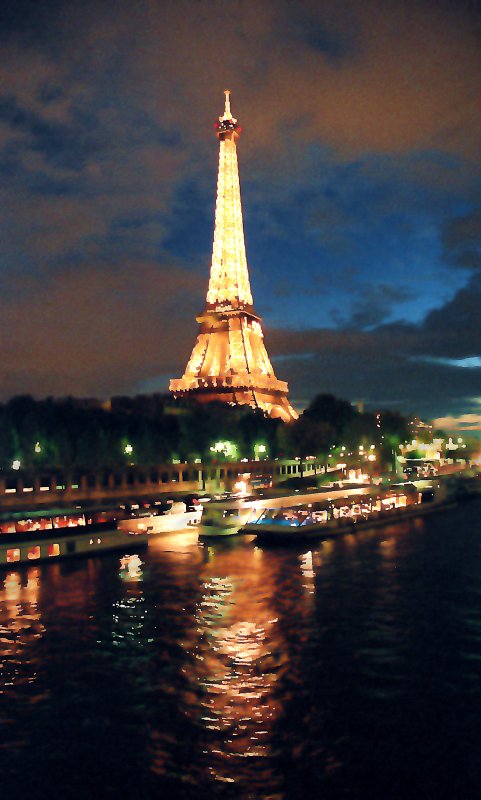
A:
117;510;202;535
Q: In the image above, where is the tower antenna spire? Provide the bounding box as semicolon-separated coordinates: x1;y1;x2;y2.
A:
224;89;231;118
219;89;236;123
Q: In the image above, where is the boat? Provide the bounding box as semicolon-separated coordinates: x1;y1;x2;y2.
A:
0;525;148;567
117;498;203;535
0;505;126;536
198;485;374;538
241;483;454;542
197;501;253;538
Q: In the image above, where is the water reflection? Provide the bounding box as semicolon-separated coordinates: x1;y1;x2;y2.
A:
148;542;315;796
119;553;143;581
0;568;45;694
299;550;323;599
1;502;481;800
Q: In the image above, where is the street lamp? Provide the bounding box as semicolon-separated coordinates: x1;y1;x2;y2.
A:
254;442;267;460
210;441;238;460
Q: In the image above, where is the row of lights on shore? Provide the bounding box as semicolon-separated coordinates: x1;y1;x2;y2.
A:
10;441;135;471
328;444;377;462
9;440;269;471
8;435;472;471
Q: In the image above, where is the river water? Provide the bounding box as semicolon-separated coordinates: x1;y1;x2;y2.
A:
1;499;481;799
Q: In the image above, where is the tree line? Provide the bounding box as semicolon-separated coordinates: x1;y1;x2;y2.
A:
0;393;411;473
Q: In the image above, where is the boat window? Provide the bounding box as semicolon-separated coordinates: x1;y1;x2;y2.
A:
48;543;60;557
6;548;20;562
27;546;41;560
1;522;16;534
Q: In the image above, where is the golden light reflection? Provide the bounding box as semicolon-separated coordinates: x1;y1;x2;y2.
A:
299;550;315;597
175;546;289;789
0;568;44;694
148;529;201;554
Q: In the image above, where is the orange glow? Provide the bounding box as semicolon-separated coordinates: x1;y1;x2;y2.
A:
170;93;297;423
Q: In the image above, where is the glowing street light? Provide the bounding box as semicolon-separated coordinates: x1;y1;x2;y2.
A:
254;442;267;460
12;460;21;470
210;441;238;460
34;442;41;454
124;444;133;455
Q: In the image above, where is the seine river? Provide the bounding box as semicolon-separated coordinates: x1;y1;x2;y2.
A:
1;498;481;799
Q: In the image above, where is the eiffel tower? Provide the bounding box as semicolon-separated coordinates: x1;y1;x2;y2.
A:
170;91;297;423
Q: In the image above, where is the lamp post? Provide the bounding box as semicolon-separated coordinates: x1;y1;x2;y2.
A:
254;442;267;461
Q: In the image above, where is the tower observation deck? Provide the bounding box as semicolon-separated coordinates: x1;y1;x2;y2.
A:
169;91;298;423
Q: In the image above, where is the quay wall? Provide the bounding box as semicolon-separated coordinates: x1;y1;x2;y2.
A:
0;459;324;510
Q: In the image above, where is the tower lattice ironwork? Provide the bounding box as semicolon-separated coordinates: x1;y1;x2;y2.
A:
170;91;297;422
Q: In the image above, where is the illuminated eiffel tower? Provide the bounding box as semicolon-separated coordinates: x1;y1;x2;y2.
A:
170;91;297;422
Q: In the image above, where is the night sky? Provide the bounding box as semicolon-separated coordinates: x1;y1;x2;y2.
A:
0;0;480;431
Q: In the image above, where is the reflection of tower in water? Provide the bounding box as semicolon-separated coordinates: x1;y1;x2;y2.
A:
145;539;337;795
172;546;293;793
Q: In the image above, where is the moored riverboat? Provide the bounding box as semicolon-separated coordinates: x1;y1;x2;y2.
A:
0;525;148;567
197;502;253;538
117;498;203;535
198;486;374;538
0;505;127;536
242;484;453;542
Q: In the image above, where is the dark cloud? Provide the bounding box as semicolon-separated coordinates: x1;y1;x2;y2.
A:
349;283;415;329
266;267;481;418
442;208;481;270
419;272;481;359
